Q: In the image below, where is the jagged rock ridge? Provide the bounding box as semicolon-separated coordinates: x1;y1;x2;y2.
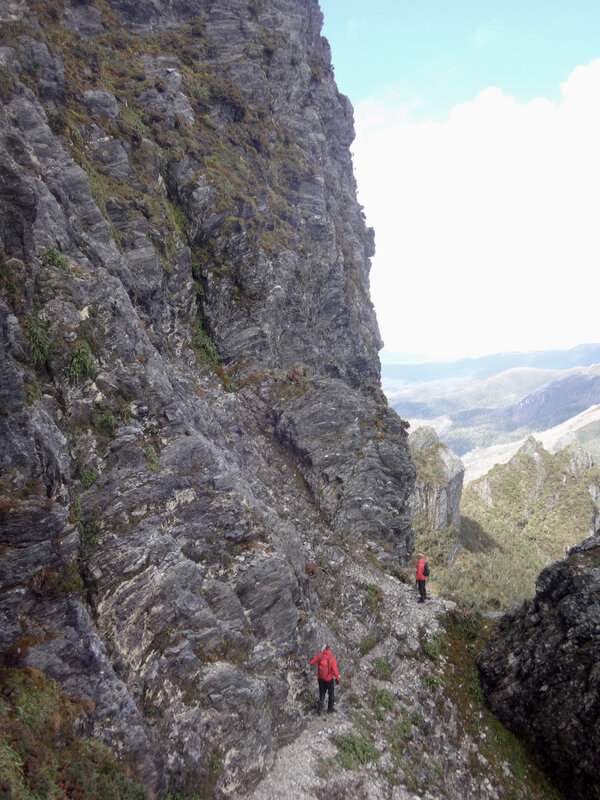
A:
0;0;415;795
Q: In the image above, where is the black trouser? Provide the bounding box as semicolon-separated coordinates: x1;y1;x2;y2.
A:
317;677;335;712
417;580;427;601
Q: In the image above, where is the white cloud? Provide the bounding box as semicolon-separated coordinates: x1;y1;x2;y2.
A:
353;60;600;360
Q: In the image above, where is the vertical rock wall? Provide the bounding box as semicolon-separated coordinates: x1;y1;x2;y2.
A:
0;0;415;795
407;426;464;531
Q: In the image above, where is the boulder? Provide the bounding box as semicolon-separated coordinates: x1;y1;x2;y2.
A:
478;532;600;800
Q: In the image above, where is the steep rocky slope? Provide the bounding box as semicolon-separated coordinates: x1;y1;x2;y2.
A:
0;0;414;795
478;532;600;800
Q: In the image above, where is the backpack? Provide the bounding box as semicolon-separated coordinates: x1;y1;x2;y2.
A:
317;653;332;680
423;562;430;577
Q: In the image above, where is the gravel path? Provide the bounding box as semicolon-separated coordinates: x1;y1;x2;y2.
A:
244;710;351;800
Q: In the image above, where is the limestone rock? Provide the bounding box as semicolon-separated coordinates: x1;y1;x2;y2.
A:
63;3;105;38
80;91;120;123
18;37;65;105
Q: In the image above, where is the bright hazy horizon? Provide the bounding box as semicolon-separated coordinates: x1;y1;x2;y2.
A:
320;0;600;362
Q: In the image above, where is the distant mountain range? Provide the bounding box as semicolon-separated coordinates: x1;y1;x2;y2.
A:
382;343;600;388
461;404;600;482
444;370;600;453
383;344;600;472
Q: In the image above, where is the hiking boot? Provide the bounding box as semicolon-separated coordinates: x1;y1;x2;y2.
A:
327;708;336;713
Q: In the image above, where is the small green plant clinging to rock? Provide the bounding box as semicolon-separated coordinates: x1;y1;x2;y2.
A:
67;342;96;382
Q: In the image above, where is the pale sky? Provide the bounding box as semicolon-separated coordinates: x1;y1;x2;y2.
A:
320;1;600;362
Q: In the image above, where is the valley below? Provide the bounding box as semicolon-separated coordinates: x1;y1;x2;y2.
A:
384;346;600;480
388;345;600;611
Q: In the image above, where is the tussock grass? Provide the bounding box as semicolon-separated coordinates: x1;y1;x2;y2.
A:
0;665;148;799
421;632;446;664
334;730;380;770
41;247;69;271
67;341;96;383
25;316;52;370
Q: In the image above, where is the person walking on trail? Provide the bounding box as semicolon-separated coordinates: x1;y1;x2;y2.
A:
415;553;430;603
310;644;340;714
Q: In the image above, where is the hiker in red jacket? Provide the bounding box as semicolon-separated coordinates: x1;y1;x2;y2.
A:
310;644;340;714
415;553;430;603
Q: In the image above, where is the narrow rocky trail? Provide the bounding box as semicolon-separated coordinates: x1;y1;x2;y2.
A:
242;563;459;800
241;546;562;800
244;709;356;800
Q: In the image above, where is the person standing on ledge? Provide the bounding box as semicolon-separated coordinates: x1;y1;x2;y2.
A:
415;553;430;603
310;644;340;714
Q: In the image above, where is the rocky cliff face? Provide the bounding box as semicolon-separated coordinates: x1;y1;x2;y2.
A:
0;0;415;795
407;426;464;532
477;532;600;800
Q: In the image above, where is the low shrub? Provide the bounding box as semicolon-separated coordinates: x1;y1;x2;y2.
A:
334;730;380;771
80;467;98;489
0;666;148;799
365;582;382;614
421;632;446;664
144;445;161;473
442;607;483;642
374;657;391;680
0;64;15;97
192;325;219;366
423;673;443;692
95;407;117;433
41;247;69;271
358;632;377;656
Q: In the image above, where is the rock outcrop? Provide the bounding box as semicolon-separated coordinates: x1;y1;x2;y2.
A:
478;532;600;800
0;0;414;795
407;426;464;531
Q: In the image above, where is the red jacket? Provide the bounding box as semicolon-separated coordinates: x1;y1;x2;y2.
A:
416;557;428;581
310;649;339;681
